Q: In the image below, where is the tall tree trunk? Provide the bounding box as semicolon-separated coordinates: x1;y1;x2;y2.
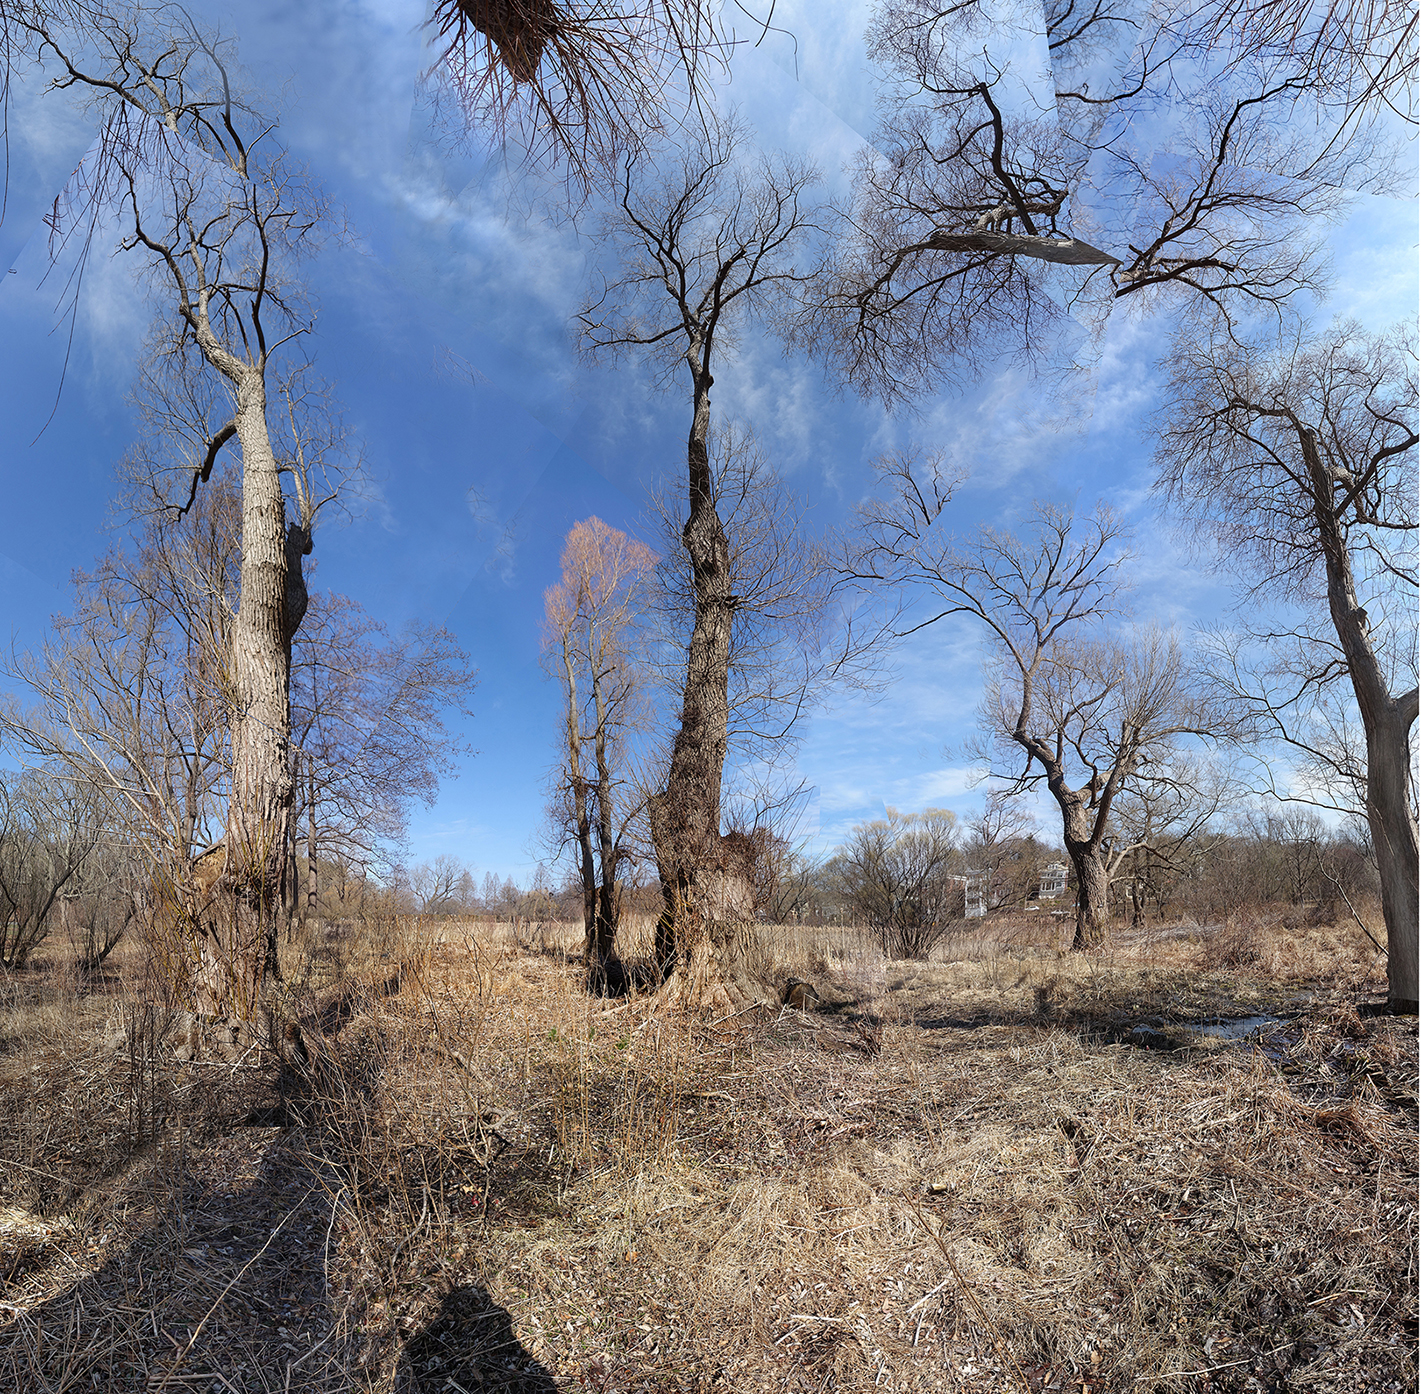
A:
588;689;622;984
561;650;600;965
1367;704;1419;1010
1300;425;1419;1012
649;364;760;1013
194;377;297;1020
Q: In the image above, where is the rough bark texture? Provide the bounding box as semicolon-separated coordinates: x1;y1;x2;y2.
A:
1066;841;1111;950
588;658;623;982
306;758;318;921
925;229;1119;266
1021;699;1132;953
1053;787;1112;950
189;372;300;1020
228;385;295;893
648;365;763;1013
585;884;619;984
1296;426;1419;1012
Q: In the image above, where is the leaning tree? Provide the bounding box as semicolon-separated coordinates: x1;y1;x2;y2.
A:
1155;320;1418;1013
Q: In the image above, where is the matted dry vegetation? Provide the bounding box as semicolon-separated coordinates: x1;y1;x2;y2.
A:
0;907;1415;1393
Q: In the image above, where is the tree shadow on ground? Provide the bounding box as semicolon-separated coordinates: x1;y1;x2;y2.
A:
396;1284;557;1393
0;1114;560;1392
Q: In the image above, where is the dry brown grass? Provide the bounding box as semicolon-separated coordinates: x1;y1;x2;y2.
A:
0;906;1414;1393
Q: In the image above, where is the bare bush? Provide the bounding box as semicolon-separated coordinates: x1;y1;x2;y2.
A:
830;807;964;959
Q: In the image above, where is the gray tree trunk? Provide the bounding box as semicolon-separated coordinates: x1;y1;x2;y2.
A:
1054;789;1111;949
190;371;299;1019
1067;845;1111;950
306;758;318;923
588;682;621;982
1032;746;1119;951
1299;426;1419;1011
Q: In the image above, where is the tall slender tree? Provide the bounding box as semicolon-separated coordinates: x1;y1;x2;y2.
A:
17;6;339;1015
543;517;657;982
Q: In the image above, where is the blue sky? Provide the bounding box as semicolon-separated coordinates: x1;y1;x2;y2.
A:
1;0;1415;884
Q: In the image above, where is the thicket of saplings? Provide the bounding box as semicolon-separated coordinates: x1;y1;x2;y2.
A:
0;799;1408;1394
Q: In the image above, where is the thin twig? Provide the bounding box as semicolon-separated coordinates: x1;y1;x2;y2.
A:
1314;851;1386;956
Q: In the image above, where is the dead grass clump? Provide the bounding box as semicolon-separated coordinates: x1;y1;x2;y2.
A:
1202;911;1271;968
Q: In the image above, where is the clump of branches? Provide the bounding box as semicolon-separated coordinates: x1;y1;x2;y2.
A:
426;0;726;189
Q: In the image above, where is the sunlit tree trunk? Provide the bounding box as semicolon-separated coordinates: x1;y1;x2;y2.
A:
648;362;759;1012
191;374;298;1017
306;757;318;923
1298;427;1419;1011
1054;789;1112;950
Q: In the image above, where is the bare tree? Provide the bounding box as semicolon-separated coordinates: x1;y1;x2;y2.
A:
984;624;1218;945
800;0;1412;403
15;5;344;1017
2;471;241;894
577;117;833;1010
962;791;1042;911
291;593;477;924
1154;319;1417;1011
830;806;964;958
1107;755;1234;925
0;771;104;971
542;515;657;983
60;833;147;972
411;854;472;916
848;465;1217;946
2;465;473;1005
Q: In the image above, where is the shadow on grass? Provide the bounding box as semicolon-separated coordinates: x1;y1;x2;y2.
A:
397;1285;556;1393
0;1115;561;1393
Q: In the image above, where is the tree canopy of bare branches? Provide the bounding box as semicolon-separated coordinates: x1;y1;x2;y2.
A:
800;0;1414;403
847;463;1219;945
292;594;477;920
0;770;104;970
2;471;241;888
1154;318;1418;1011
830;806;965;958
425;0;726;191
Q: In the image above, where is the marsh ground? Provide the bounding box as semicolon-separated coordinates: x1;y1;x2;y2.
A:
0;909;1415;1393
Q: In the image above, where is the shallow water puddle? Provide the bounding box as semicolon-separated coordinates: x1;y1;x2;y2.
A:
1191;1014;1288;1041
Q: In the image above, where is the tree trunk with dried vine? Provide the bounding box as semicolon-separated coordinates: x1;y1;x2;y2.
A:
648;362;762;1013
